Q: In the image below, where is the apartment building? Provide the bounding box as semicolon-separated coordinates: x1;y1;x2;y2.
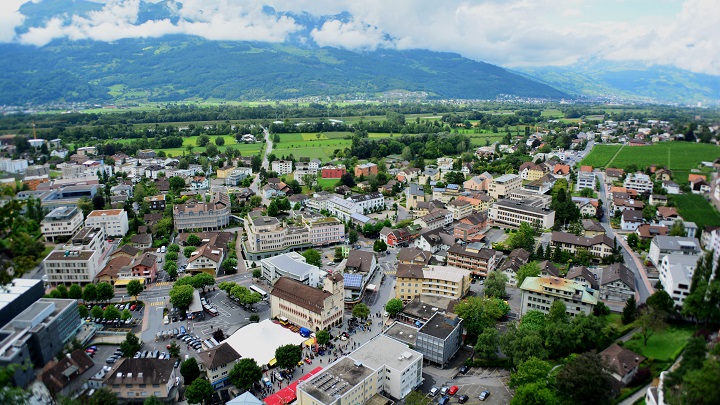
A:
243;213;312;261
306;216;345;246
321;165;346;179
347;192;385;212
623;172;653;194
599;263;636;303
354;162;378;178
173;192;230;232
488;174;521;200
297;335;422;405
550;231;615;260
0;158;28;173
405;184;426;209
41;206;84;242
395;264;472;301
415;312;464;368
519;162;547;181
413;209;453;231
261;252;322;287
271;160;293;175
658;255;697;307
144;194;166;210
103;358;179;404
463;172;492;192
647;235;702;268
326;197;363;222
43;227;108;286
198;343;241;389
447;199;473;220
85;209;129;237
489;199;555;229
455;193;493;212
576;171;596;191
520;276;598;316
270;274;344;331
225;167;253;186
447;242;497;277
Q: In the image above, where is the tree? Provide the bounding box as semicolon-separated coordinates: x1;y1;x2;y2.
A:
352;303;370;320
168;342;180;358
83;283;97;302
646;290;675;315
373;239;388;253
474;327;500;359
340;172;355;187
516;262;540;288
301;248;322;267
385;298;403;316
454;297;509;338
228;358;263;391
484;271;508;299
91;305;103;319
510;356;552;388
78;304;89;318
87;388;118;405
682;358;720;405
275;344;302;369
192;273;216;291
637;307;666;345
56;284;69;298
669;220;687;237
127;279;144;301
96;282;115;301
555;351;614;405
121;309;132;321
267;200;279;216
181;357;201;385
104;305;121;320
316;330;330;346
184;246;196;258
626;233;639;248
511;381;559;405
164;251;178;262
185;378;213;405
334;246;344;262
169;284;195;309
120;332;142;357
186;234;201;246
508;222;537;251
197;135;210;147
168;244;180;253
500;322;548;367
252;269;261;279
222;259;238;274
215;136;225;146
144;397;164;405
622;296;637;324
68;284;82;300
348;229;359;244
92;194;106;210
169;176;186;193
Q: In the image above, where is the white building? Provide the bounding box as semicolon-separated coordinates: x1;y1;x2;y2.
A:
0;158;28;174
347;192;385;213
659;255;698;307
43;227;108;286
84;209;129;238
261;252;323;287
271;160;293;175
624;173;653;194
648;236;702;268
489;199;556;229
576;171;596;191
413;209;453;231
520;276;598;316
40;206;84;242
327;197;363;222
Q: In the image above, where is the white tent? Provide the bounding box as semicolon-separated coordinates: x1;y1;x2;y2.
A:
224;319;307;366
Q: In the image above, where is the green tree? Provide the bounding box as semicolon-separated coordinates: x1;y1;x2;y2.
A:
185;378;213;405
77;196;93;218
516;261;540;288
547;300;569;324
169;176;186;193
622;296;637;324
91;305;103;319
186;234;201;246
334;246;344;261
510;356;552;388
267;200;279;216
352;303;370;320
316;330;331;346
121;309;132;321
646;290;675;314
104;305;121;320
96;282;115;302
385;298;403;316
169;284;195;309
56;284;69;298
474;327;500;359
144;397;164;405
222;259;238;274
197;135;210;147
669;220;687;236
348;229;359;244
228;358;263;391
275;344;302;369
192;273;216;291
626;233;639;248
120;332;142;357
511;382;559;405
168;342;180;358
164;251;178;261
87;387;118;405
82;283;97;303
500;322;548;367
508;222;537;251
637;307;666;346
373;239;388;253
301;248;322;267
215;136;225;146
68;284;82;300
454;297;510;338
252;269;262;279
126;279;144;301
682;358;720;405
78;304;89;318
181;357;201;385
484;271;508;299
555;351;614;405
184;246;196;258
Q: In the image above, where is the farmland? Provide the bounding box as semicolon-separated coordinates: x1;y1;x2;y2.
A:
581;142;720;170
114;135;264;158
577;145;623;167
670;194;720;230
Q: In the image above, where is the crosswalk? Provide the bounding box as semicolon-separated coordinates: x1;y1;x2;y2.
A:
155;282;172;287
149;301;166;307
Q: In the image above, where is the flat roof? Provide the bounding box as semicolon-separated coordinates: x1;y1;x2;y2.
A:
224;320;306;366
349;334;421;372
0;279;44;313
262;253;318;277
383;322;418;346
418;312;461;340
300;357;375;405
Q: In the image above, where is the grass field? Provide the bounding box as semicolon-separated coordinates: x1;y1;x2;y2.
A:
581;142;720;170
578;145;623;167
624;327;694;361
670;194;720;229
120;134;266;158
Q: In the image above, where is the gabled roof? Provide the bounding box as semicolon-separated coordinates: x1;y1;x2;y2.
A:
582;219;605;233
188;244;222;264
621;210;644;223
97;255;133;279
537;260;560;277
133;252;158;268
270;277;331;314
566;266;599;290
551;231;614;248
110;245;141;258
198;343;241;370
104;358;175;386
396;263;425;279
600;344;645;378
601;263;636;290
397;248;433;264
636;224;668;239
345;250;376;274
41;349;94;394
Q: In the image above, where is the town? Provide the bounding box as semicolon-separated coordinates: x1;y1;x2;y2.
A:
0;106;719;405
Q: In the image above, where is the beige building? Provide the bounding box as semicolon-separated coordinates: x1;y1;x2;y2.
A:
43;227;108;286
489;199;555;229
488;174;521;200
173;192;230;232
270;274;344;331
85;209;129;237
395;264;472;301
447;199;473;220
41;206;84;242
446;242;497;277
520;276;598;316
197;343;241;389
550;231;615;259
306;216;345;246
103;358;178;404
243;212;310;261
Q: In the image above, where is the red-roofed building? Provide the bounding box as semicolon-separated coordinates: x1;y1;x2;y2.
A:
580;165;593;172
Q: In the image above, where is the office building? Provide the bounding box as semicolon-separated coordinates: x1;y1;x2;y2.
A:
446;242;497;277
647;235;702;268
415;312;464;368
488;174;521;200
395;264;472;301
489;199;555;229
261;252;323;287
85;209;129;237
0;279;45;330
243;212;310;261
520;276;597;316
173;192;230;232
43;227;108;286
41;206;85;243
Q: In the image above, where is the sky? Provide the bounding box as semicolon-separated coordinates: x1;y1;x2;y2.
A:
1;0;718;75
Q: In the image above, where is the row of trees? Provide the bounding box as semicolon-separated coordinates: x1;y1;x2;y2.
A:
218;282;262;309
47;282;116;302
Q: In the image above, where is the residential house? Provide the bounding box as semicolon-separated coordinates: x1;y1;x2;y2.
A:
102;358;179;404
690;178;711;194
144;194;166;211
418;168;441;185
572;197;599;217
659;254;697;307
396;167;420;183
453;212;489;241
405;183;426;210
380;227;412;247
623;173;653;194
582;219;605;237
130;233;152;249
566;266;599;290
600;344;645;386
40;349;94;397
599;263;636;302
462;172;492;191
414;229;455;254
538;260;560;277
500;248;531;286
414;209;453;231
186;243;224;277
519;276;597;316
649;194;668;206
455;193;493;212
661;181;681;195
397;248;433;265
636;224;668;240
550;231;615;260
271;160;293;175
605;168;624;183
198;343;242;389
621;210;644;231
85;209;129;238
519;162;547;181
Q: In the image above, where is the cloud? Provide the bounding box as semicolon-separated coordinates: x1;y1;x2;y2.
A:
311;19;391;51
0;0;27;42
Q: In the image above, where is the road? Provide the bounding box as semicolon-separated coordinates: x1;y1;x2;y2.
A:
249;127;273;205
596;171;653;303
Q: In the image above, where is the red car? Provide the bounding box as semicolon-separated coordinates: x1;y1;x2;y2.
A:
447;386;459;396
304;357;312;364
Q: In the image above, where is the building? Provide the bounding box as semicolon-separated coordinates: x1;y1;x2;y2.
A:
321;165;346;179
519;162;547;181
380;227;412;247
453;212;489;241
85;209;129;237
550;231;615;260
0;299;82;387
582;219;605;237
447;199;473;220
647;236;702;268
225;167;253;186
447;242;497;277
198;343;241;389
40;349;95;397
271;160;293;175
623;173;653;194
499;248;532;286
144;194;166;210
297;335;422;405
489;199;555;229
307;216;345;246
605;168;625;183
566;266;599;290
463;172;492;192
173;192;230;232
326;197;364;222
354;163;378;177
395;264;472;301
621;210;645;231
44;227;108;286
413;209;453;231
599;263;636;302
414;312;464;368
41;206;84;242
572;196;599;217
186;244;224;277
270;274;344;331
129;252;159;283
243;212;311;261
130;233;152;249
0;158;28;173
347;192;384;213
659;255;697;307
261;252;323;287
137;149;156;159
600;344;646;386
456;193;493;212
488;174;521;200
102;358;179;404
661;181;681;195
405;183;426;209
0;279;45;330
576;171;596;191
519;276;598;316
398;248;433;265
342;250;378;302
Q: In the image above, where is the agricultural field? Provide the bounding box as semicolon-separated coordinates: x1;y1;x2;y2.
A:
582;142;720;170
154;135;264;157
578;145;623;168
670;194;720;230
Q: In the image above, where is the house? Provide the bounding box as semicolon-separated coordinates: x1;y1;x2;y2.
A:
636;224;668;240
102;358;179;404
605;168;624;183
418;168;441;185
600;344;645;386
186;243;224;277
463;172;492;191
413;209;453;231
397;248;434;265
612;197;644;215
190;176;209;190
396;168;420;183
599;263;636;302
621;210;644;231
647;235;702;267
553;164;571;177
580;165;593;173
414;229;455;254
566;266;599;290
659;255;697;307
453;212;489;241
405;183;426;209
538;260;560;277
447;242;497;277
572;197;599;217
576;171;596;191
581;219;605;237
520;276;597;316
657;206;681;221
623;173;653;194
523;173;557;195
144;194;166;210
198;343;242;389
690;178;711;194
130;233;153;249
354;162;378;177
40;349;94;397
649;194;668;206
437;157;455;171
129;252;158;283
654;168;672;181
550;232;615;260
661;181;681;195
499;248;531;286
395;264;472;301
380;227;412;247
518;162;546;181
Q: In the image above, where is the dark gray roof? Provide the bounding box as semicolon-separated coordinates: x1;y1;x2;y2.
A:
601;263;636;290
566;266;599;290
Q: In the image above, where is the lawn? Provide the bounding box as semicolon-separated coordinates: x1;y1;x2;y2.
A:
579;145;623;168
607;142;719;170
623;327;694;361
670;193;720;229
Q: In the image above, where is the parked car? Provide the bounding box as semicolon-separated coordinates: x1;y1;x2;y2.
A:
440;387;449;396
438;395;450;405
479;391;490;401
174;359;180;368
459;365;469;374
458;395;469;404
429;387;439;397
448;386;459;396
106;357;117;364
262;377;272;387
